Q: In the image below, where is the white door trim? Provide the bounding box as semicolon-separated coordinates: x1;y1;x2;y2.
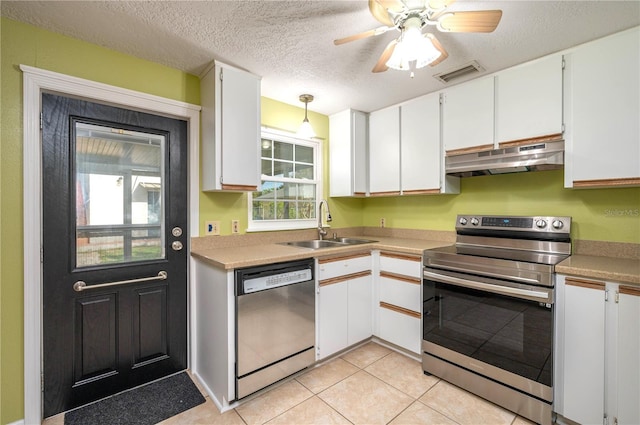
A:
21;65;201;424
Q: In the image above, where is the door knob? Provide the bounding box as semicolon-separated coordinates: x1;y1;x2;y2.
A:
171;241;183;251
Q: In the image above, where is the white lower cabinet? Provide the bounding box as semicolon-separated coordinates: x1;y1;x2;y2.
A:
375;251;422;354
317;253;372;359
557;275;640;425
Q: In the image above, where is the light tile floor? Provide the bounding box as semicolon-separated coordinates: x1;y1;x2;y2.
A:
44;342;537;425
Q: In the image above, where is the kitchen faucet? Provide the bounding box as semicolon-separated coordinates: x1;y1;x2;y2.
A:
317;200;332;240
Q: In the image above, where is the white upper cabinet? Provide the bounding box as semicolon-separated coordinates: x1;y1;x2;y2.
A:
329;109;368;197
369;106;401;195
495;54;563;144
442;76;495;154
201;61;261;191
401;93;445;193
564;27;640;188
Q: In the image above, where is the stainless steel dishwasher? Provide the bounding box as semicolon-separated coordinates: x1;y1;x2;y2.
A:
235;258;315;399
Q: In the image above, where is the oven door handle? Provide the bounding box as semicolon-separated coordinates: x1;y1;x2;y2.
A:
423;270;552;303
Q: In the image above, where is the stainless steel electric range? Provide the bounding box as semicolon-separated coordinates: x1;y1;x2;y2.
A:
422;214;572;425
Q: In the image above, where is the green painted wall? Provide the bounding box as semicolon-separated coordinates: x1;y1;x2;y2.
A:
361;170;640;243
0;18;200;424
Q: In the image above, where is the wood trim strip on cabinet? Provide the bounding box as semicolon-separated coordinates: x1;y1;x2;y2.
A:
380;271;421;285
565;277;606;291
379;301;421;319
573;177;640;188
369;191;401;197
380;251;421;262
353;192;367;197
318;252;371;264
619;285;640;297
445;144;494;156
498;133;564;148
221;184;258;191
319;271;372;287
402;189;441;195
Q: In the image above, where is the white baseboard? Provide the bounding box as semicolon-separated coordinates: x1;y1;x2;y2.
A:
7;419;25;425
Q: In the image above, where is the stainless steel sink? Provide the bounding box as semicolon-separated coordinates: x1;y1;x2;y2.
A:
281;240;345;249
280;238;377;249
330;237;378;245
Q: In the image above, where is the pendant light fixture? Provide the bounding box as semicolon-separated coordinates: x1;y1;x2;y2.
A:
297;94;316;139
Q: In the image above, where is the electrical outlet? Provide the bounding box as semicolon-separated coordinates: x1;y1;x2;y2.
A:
380;218;386;228
205;221;220;235
231;219;240;234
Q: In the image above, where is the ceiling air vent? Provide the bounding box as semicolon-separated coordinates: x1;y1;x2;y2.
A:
434;60;485;83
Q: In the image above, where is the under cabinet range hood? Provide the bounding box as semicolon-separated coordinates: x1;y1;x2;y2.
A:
445;140;564;177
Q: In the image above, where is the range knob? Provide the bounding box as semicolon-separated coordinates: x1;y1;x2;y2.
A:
552;220;564;229
459;217;468;225
470;217;480;226
536;219;547;228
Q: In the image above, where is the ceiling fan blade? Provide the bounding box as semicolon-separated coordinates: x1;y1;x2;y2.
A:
428;0;455;11
334;26;393;45
368;0;402;27
372;39;397;73
437;10;503;33
426;33;449;66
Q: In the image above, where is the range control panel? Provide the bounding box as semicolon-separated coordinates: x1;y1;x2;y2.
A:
456;215;571;234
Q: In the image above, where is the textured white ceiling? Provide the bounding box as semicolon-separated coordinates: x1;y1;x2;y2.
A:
2;1;639;115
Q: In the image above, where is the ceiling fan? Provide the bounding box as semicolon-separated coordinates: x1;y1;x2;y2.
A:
334;0;502;75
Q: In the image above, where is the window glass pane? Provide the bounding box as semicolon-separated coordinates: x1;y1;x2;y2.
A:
278;182;297;201
274;141;293;161
295;145;314;164
254;181;280;199
297;201;314;219
274;160;293;178
75;122;165;267
295;163;314;179
252;200;274;220
261;159;272;176
298;183;316;200
261;139;273;158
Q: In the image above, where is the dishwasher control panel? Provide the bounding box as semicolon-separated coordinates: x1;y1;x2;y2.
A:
243;269;312;293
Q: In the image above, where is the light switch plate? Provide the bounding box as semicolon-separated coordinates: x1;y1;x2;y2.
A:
231;220;240;234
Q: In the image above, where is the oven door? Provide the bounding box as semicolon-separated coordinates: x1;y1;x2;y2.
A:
423;267;554;402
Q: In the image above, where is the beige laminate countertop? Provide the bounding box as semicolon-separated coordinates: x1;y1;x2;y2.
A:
557;255;640;286
191;237;450;270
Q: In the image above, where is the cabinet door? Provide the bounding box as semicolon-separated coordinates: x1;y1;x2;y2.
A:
329;110;368;197
348;275;373;345
566;28;640;187
495;55;563;144
317;281;348;359
369;106;400;195
219;66;261;190
401;94;441;193
616;286;640;425
442;77;494;154
562;278;606;425
201;62;261;191
378;303;421;354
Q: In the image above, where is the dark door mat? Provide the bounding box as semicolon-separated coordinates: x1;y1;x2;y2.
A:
64;372;206;425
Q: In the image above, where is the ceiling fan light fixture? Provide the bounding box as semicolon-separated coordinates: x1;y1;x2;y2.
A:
385;29;442;72
297;94;316;139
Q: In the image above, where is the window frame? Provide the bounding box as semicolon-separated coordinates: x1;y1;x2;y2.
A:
247;128;323;232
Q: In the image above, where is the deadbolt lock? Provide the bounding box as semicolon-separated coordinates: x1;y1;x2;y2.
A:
172;227;183;237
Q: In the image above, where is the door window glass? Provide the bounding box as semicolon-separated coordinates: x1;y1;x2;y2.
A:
74;122;165;267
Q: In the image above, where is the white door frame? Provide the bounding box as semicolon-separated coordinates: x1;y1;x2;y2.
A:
21;65;201;424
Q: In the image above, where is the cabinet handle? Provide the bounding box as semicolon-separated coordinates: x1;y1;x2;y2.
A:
379;302;421;319
565;277;605;291
319;271;371;287
380;271;421;285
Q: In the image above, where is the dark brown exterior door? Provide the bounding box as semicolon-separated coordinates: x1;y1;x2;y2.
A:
41;93;188;417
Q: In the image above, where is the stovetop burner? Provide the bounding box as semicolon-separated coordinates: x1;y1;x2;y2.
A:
423;214;572;287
